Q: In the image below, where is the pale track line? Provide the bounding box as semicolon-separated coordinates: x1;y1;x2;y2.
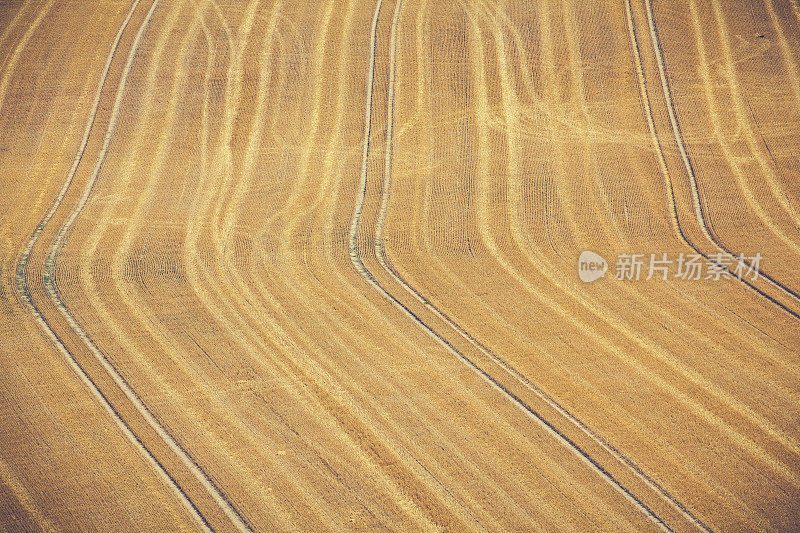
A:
372;0;711;529
184;6;343;528
482;1;800;471
630;0;800;476
238;2;466;527
184;5;385;527
232;2;523;526
73;2;265;529
372;1;796;528
93;2;320;527
0;454;57;532
701;0;800;260
0;0;33;74
183;2;446;528
16;0;251;531
0;0;54;114
186;1;371;526
629;0;800;505
192;3;403;526
14;0;212;530
763;0;800;111
642;0;800;321
274;0;337;248
621;2;730;530
43;0;253;528
514;0;800;488
350;0;673;530
220;0;284;242
534;0;588;251
205;0;261;251
0;0;31;50
376;0;800;505
555;0;630;248
377;0;715;530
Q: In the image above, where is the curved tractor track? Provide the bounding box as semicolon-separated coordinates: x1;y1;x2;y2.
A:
640;0;800;322
15;0;252;531
350;0;708;531
3;0;799;531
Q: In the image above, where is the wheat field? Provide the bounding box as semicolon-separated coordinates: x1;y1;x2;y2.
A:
1;0;799;531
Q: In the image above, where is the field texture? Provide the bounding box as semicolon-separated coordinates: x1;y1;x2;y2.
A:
1;0;799;531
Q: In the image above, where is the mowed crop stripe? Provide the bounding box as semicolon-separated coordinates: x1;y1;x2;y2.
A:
16;0;252;530
369;0;711;529
349;0;684;530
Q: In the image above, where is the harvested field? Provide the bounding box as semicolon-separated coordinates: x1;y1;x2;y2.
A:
1;0;799;531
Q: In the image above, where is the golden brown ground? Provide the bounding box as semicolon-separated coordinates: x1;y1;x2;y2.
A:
1;0;799;531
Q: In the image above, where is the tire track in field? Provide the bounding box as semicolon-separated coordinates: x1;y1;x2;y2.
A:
641;0;800;322
184;3;451;528
72;3;264;529
350;0;677;530
384;0;799;529
558;0;631;247
97;2;323;527
477;1;714;529
412;0;800;506
185;2;382;526
15;1;251;531
0;454;57;532
700;0;800;258
629;0;800;477
370;0;800;528
183;5;342;528
537;0;587;254
399;14;570;525
42;2;253;529
385;0;678;524
187;1;425;526
237;3;473;528
184;5;393;527
349;4;527;528
255;3;545;526
365;5;548;523
88;0;324;528
14;0;211;529
506;0;800;488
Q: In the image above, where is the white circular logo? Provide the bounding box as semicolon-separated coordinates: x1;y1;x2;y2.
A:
578;251;607;282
